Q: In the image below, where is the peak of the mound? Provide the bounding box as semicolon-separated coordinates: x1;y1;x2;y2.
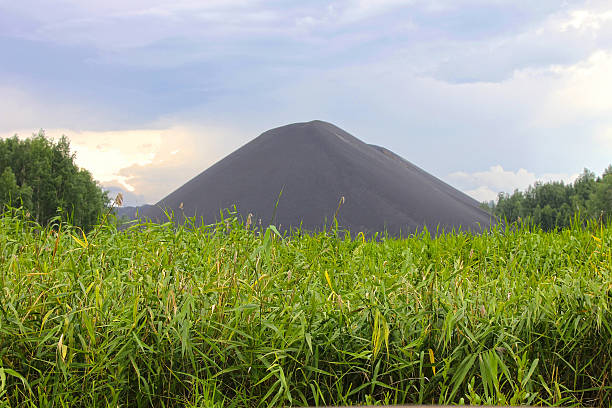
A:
254;120;362;147
140;121;493;236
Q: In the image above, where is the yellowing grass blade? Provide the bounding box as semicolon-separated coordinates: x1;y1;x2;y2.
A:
250;274;269;289
71;230;88;248
429;348;436;376
58;334;67;362
324;270;334;292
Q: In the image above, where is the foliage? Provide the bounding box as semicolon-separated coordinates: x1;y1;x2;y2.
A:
0;210;610;407
589;166;612;223
0;130;109;231
0;167;32;210
492;166;611;230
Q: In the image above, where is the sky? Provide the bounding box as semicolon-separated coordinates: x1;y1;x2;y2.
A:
1;0;612;206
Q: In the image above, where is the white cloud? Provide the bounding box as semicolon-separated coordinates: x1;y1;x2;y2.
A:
559;9;612;32
450;166;537;192
542;51;612;122
3;0;612;207
427;4;612;83
110;124;244;205
464;186;499;203
3;123;247;206
65;129;164;191
448;165;580;202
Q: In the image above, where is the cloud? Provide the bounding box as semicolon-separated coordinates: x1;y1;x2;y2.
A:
595;126;612;148
427;5;612;83
3;0;612;208
541;50;612;122
328;0;415;24
0;78;142;133
559;8;612;32
66;129;165;191
0;85;46;133
101;124;246;205
3;0;577;77
272;40;612;174
0;0;292;53
448;165;580;202
3;123;248;206
464;186;499;203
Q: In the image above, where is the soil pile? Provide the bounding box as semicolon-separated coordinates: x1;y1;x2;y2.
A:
141;120;493;235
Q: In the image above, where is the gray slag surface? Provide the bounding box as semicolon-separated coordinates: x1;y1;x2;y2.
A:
141;120;493;236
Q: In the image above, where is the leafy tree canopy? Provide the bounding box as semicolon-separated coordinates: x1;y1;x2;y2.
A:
0;130;110;230
589;165;612;222
489;166;612;230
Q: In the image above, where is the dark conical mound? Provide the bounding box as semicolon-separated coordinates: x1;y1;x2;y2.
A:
141;120;493;236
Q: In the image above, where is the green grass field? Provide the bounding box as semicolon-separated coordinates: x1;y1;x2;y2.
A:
1;209;610;407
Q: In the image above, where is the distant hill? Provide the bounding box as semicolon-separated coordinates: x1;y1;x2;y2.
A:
114;205;156;220
135;120;493;236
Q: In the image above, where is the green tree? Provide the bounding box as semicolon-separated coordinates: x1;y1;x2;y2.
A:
0;167;33;210
570;169;597;214
492;166;611;230
0;130;109;230
0;167;19;204
589;166;612;222
494;190;524;223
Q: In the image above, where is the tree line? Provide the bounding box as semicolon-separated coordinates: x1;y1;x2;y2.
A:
0;131;109;231
1;131;610;232
486;166;612;230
